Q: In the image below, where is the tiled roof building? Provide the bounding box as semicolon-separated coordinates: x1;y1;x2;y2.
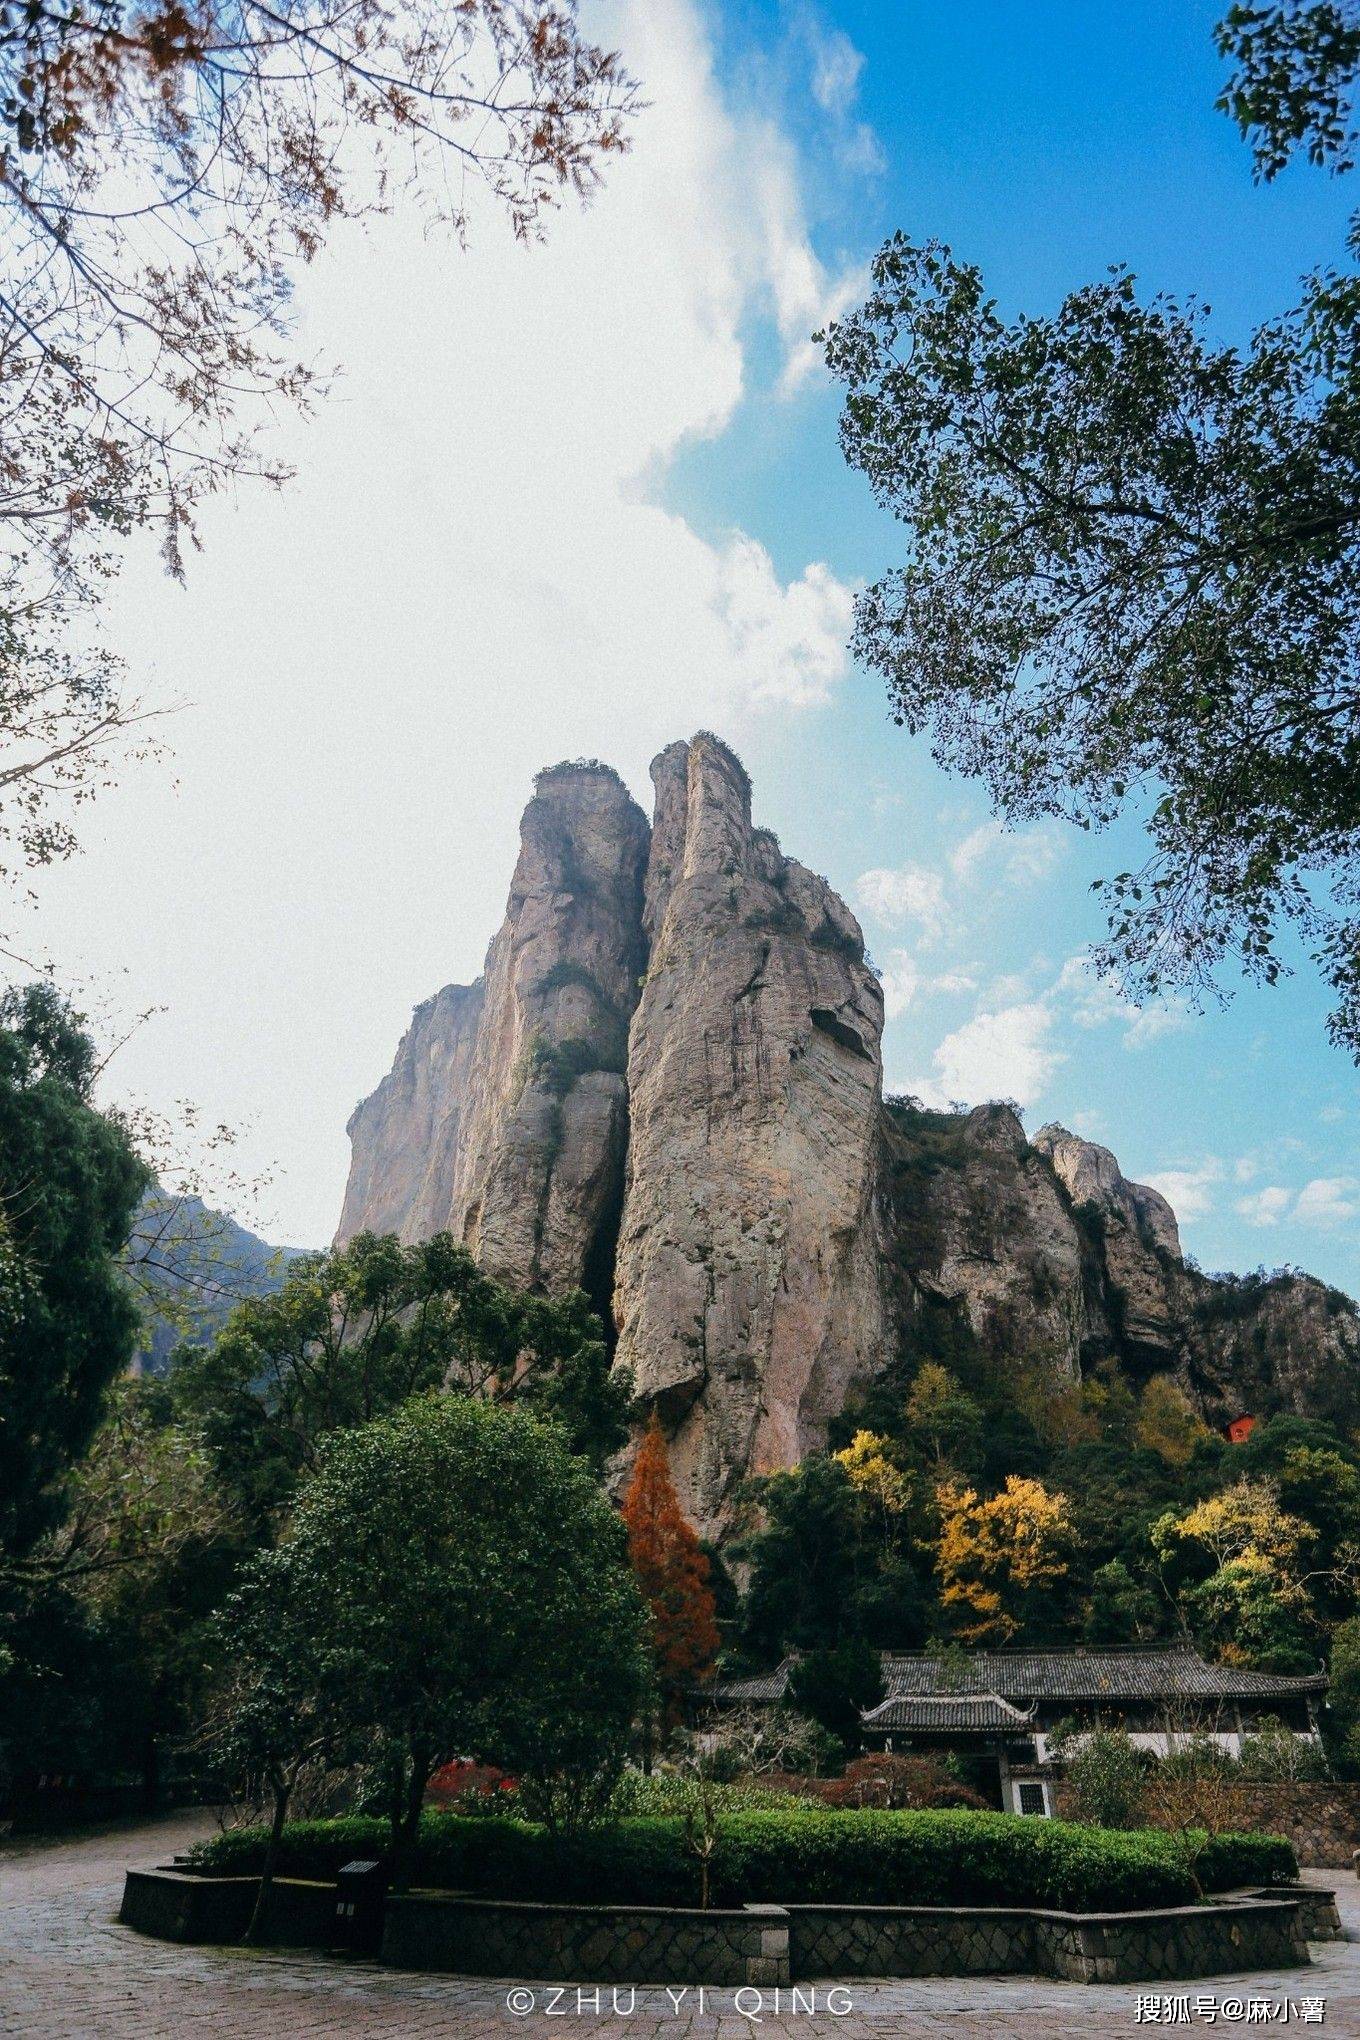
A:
698;1643;1326;1818
876;1643;1326;1706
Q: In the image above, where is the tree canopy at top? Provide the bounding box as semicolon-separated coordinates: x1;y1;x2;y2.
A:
0;0;639;887
824;1;1360;1055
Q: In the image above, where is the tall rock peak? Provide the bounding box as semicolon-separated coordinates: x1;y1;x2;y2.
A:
1033;1122;1182;1262
338;737;1360;1533
337;758;648;1326
613;733;886;1532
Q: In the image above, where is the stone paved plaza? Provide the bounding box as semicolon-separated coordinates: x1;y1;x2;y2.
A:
3;1813;1359;2039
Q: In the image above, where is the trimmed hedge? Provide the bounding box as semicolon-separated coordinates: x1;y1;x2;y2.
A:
189;1809;1297;1911
1193;1830;1299;1892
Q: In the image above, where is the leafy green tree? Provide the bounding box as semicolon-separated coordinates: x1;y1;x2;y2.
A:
202;1545;354;1939
173;1231;630;1528
1216;1;1360;179
1;1378;244;1809
270;1393;647;1884
0;984;147;1562
1326;1611;1360;1770
1235;1413;1353;1474
736;1457;872;1659
42;1376;241;1802
789;1639;885;1751
824;6;1360;1052
1277;1445;1360;1619
1083;1559;1164;1646
1055;1726;1148;1830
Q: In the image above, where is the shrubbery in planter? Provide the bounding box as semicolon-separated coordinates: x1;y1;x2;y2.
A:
190;1806;1297;1911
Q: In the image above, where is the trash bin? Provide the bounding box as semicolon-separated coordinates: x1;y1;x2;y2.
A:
334;1858;390;1954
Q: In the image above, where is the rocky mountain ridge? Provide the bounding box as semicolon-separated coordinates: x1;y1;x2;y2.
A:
338;735;1360;1536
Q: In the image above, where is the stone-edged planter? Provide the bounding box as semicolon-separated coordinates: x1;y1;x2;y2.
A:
119;1867;338;1948
790;1894;1316;1984
1251;1885;1341;1941
382;1894;790;1985
119;1869;1317;1985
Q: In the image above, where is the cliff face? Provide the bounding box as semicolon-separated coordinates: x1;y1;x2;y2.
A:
337;761;649;1318
338;982;486;1244
878;1103;1093;1380
338;734;1360;1534
612;736;887;1528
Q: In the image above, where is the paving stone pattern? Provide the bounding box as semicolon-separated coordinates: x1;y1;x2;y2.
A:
5;1813;1360;2039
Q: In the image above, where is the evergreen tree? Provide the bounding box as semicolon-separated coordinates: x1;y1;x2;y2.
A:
0;984;147;1560
172;1230;631;1531
256;1393;648;1883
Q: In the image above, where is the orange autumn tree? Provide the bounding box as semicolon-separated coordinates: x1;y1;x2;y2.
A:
622;1416;720;1731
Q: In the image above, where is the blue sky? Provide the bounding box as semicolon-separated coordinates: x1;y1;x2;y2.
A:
35;0;1357;1290
661;1;1360;1293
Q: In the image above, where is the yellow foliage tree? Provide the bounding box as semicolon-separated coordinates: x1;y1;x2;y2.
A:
1155;1477;1311;1571
935;1475;1073;1643
834;1430;913;1520
904;1362;983;1468
1134;1376;1212;1467
1151;1476;1315;1666
1007;1355;1099;1452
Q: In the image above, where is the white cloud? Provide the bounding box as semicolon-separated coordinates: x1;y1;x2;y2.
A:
858;820;1064;958
794;7;886;178
774;252;870;396
931;1002;1064;1110
854;866;948;944
27;0;872;1245
1294;1177;1360;1228
713;541;853;706
1004;827;1066;884
1056;956;1192;1049
1236;1186;1292;1228
878;950;977;1019
807;21;864;116
949;824;998;884
1143;1161;1224;1223
986;970;1034;1005
1228;1173;1360;1231
879;952;919;1020
948;820;1064;887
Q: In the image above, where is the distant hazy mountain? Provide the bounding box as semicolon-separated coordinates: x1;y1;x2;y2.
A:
124;1187;308;1375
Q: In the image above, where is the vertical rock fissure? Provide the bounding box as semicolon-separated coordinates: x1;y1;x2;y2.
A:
580;1099;628;1358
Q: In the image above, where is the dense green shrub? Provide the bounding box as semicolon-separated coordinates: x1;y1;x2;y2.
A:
1057;1728;1149;1829
1193;1831;1298;1891
607;1772;807;1818
190;1808;1297;1910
